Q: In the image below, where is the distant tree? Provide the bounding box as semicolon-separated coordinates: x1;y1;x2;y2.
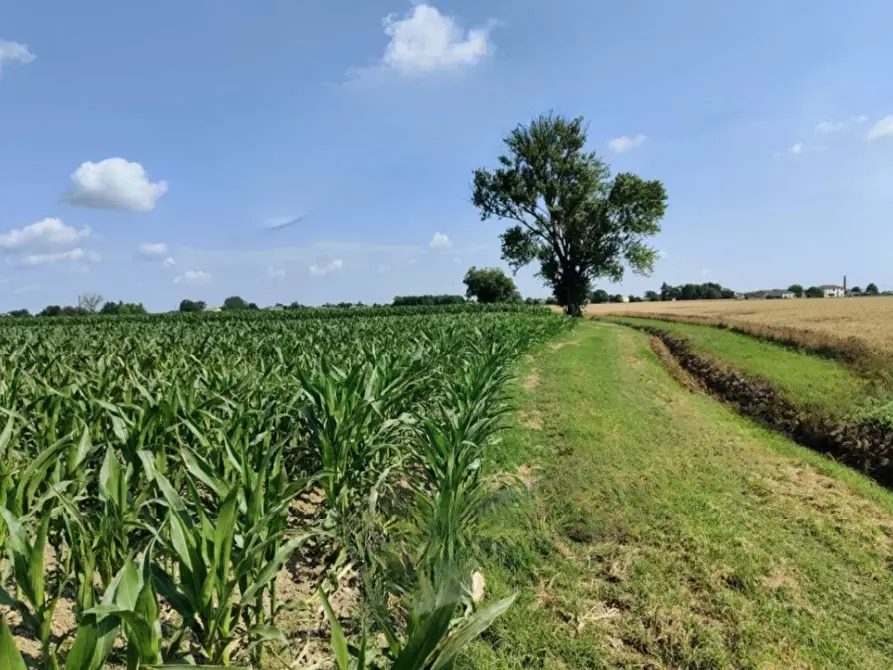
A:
787;284;804;298
179;299;206;313
101;301;147;315
629;295;644;303
38;305;62;317
660;282;680;301
644;290;660;302
866;283;880;296
805;286;823;298
544;296;559;306
608;294;624;303
7;309;30;318
472;113;667;316
393;295;466;306
78;292;104;314
463;266;518;303
222;296;249;310
590;289;610;304
850;286;863;295
287;301;307;310
247;302;260;310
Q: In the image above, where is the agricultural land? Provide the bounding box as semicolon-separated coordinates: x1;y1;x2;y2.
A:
5;298;893;668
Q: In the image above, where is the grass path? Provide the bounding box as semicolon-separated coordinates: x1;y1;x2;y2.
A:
605;316;878;417
468;321;893;669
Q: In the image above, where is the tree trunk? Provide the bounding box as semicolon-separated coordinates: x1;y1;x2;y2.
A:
565;302;583;317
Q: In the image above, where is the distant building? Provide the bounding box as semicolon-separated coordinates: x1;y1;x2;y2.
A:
819;284;845;298
745;289;794;300
620;295;630;303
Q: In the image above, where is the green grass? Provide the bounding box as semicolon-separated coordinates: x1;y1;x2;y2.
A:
606;315;879;418
468;321;893;669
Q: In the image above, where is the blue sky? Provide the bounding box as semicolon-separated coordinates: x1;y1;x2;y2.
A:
2;1;893;311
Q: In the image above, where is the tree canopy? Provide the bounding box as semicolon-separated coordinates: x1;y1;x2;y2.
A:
99;301;147;315
463;266;519;303
805;286;823;298
659;282;735;301
787;284;804;298
866;283;880;296
222;296;250;310
179;299;207;313
472;113;667;315
590;289;610;304
392;295;466;306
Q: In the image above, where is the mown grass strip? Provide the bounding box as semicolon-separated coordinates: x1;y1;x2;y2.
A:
608;316;893;488
604;309;892;378
468;322;893;669
604;315;881;419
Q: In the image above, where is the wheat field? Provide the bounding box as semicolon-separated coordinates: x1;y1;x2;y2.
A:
586;297;893;351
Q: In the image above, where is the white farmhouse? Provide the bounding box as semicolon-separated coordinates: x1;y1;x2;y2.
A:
819;284;845;298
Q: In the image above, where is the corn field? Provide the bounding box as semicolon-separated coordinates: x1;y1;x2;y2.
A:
0;306;572;669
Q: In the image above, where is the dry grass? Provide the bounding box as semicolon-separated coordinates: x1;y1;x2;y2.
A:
584;297;893;354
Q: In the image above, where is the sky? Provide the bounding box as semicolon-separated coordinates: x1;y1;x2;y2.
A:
2;1;893;311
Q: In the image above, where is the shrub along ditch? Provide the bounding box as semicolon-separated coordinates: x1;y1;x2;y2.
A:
612;319;893;488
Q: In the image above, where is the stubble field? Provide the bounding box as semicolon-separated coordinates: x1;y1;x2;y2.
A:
586;296;893;353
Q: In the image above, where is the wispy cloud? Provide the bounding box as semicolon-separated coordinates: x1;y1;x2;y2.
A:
608;133;648;154
815;115;868;134
173;270;212;285
0;40;35;76
309;259;343;277
782;142;826;156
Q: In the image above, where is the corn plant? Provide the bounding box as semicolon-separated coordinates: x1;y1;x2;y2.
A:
0;306;573;667
320;576;516;670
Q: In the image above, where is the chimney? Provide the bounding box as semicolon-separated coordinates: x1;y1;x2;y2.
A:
844;275;847;294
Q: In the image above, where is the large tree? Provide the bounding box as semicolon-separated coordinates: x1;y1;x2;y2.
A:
472;114;667;315
463;266;518;303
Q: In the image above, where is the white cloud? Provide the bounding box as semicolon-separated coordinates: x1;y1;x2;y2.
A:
376;4;492;75
173;270;212;284
0;218;91;252
162;256;176;267
429;232;452;248
309;259;343;276
608;133;648;154
267;267;286;279
21;248;100;266
0;41;35;75
377;264;391;275
867;116;893;141
64;158;168;212
138;242;169;259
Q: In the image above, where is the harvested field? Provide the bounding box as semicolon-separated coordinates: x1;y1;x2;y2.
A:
585;297;893;356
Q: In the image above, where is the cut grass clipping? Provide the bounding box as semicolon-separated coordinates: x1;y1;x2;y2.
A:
468;321;893;669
